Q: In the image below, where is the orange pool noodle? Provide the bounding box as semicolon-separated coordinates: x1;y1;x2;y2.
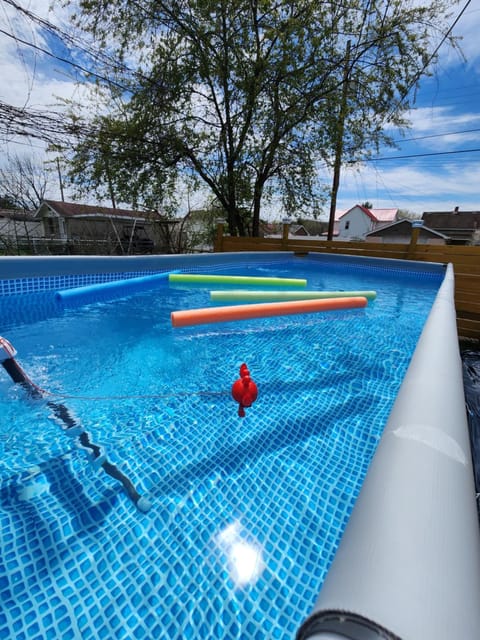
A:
171;296;367;327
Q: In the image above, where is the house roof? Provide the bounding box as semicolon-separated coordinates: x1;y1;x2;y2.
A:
338;204;376;222
289;224;309;236
365;219;449;239
37;200;156;221
336;205;398;223
422;211;480;231
0;208;36;220
370;208;398;222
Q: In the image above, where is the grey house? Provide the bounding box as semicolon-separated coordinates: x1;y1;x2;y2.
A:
422;208;480;245
365;219;449;244
34;200;159;254
0;208;42;253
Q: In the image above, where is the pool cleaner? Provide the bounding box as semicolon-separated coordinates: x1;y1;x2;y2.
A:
0;336;151;513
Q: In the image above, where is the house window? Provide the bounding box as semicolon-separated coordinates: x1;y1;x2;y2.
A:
345;221;350;230
45;217;59;236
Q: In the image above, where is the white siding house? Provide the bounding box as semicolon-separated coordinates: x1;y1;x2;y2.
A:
335;205;399;240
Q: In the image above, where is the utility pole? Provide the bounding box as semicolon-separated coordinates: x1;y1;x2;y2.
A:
56;157;65;202
104;156;117;209
327;40;351;241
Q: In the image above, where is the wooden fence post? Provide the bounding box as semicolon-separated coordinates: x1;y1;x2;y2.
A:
214;218;225;252
282;218;291;250
407;220;423;259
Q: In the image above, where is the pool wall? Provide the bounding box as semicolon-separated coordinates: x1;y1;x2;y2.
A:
0;251;445;282
297;263;480;639
1;251;460;639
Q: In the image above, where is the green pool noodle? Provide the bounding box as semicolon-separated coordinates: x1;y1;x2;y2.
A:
169;273;307;287
209;289;377;302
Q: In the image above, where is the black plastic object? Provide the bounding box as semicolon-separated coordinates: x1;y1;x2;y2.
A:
1;355;151;512
461;347;480;498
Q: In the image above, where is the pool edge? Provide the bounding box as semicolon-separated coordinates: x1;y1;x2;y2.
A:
0;251;446;279
297;262;480;640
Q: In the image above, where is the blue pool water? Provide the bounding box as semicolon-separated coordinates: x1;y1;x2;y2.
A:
0;255;443;639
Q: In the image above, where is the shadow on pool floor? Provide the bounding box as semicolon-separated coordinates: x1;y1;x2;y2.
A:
149;390;379;498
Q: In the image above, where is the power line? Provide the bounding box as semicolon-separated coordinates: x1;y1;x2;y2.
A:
1;0;168;94
394;127;480;143
358;147;480;162
386;0;473;120
2;0;127;73
0;27;130;92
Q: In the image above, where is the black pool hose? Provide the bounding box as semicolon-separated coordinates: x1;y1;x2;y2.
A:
1;355;151;513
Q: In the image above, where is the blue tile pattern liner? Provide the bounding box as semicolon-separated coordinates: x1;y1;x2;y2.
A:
0;255;444;639
0;270;162;296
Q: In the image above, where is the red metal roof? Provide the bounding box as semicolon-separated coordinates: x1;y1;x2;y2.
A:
335;205;398;223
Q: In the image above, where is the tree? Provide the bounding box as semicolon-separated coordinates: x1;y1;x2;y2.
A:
64;0;457;236
397;208;421;220
0;194;18;210
0;154;53;211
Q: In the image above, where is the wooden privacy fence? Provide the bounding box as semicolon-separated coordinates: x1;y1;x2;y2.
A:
214;221;480;340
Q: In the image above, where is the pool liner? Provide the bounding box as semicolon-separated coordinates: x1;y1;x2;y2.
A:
55;271;177;309
296;263;480;640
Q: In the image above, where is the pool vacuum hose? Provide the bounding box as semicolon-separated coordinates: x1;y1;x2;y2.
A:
0;336;151;513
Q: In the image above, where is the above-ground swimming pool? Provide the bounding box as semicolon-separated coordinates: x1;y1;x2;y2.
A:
0;252;478;640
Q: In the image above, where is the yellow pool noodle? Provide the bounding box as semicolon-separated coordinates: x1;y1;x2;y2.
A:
169;273;307;287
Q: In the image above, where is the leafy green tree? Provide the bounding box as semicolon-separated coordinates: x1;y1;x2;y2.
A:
64;0;456;236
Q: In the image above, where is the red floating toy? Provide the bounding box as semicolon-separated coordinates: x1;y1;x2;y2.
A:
231;363;258;417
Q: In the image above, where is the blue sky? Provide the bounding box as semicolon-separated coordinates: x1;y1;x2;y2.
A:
1;0;479;217
335;0;480;216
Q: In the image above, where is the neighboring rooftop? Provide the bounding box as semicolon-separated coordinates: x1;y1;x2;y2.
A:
422;208;480;243
365;218;449;241
335;206;399;223
0;208;35;220
37;200;157;220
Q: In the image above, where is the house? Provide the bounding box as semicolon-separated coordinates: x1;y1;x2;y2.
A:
334;205;399;240
0;208;42;253
299;219;329;236
422;208;480;245
365;219;449;244
180;209;220;252
263;222;311;239
34;200;162;254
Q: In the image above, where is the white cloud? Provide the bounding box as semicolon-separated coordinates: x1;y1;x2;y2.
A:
443;4;480;69
407;106;480;134
336;158;480;215
1;1;480;215
0;2;82;145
